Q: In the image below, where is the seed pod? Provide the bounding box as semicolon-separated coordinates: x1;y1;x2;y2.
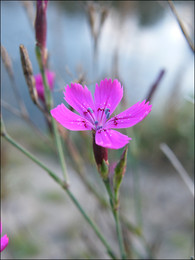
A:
92;132;109;179
19;44;38;104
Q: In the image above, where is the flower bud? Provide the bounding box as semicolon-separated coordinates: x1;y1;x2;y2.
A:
113;146;128;196
35;0;48;65
92;132;109;179
34;70;55;103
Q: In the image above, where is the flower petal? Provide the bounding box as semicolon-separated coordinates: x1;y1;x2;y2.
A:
64;83;96;124
0;234;9;252
51;104;93;131
105;100;152;129
94;79;123;119
95;129;131;149
46;70;55;89
35;70;55;101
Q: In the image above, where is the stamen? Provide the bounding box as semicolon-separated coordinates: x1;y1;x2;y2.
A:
106;112;110;119
84;107;97;125
105;108;110;115
87;107;93;113
97;126;102;130
95;121;98;125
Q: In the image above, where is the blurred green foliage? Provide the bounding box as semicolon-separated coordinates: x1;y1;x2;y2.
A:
137;100;194;174
10;230;40;258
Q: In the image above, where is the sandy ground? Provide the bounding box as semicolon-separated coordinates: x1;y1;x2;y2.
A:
1;141;194;259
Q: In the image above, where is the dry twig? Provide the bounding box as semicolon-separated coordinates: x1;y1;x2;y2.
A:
146;69;165;102
168;0;194;53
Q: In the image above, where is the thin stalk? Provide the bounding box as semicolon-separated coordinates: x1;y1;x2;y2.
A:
35;45;52;111
2;100;52;147
104;179;127;259
2;131;65;188
51;115;69;182
66;134;144;231
104;179;114;209
127;128;143;229
113;210;126;260
36;46;69;182
1;44;29;117
41;68;69;182
168;0;194;53
66;188;117;259
160;143;194;196
39;66;53;110
132;161;142;229
1;124;117;259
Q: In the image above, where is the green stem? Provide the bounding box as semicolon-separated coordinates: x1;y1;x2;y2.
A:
1;126;116;259
40;66;52;110
66;188;117;259
104;179;114;209
113;210;126;260
127;128;142;229
2;131;66;189
42;67;68;182
128;140;142;229
35;46;69;182
35;46;52;110
103;179;127;259
51;116;69;182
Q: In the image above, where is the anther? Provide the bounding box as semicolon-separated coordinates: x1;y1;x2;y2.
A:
106;112;110;119
87;107;93;113
105;108;110;115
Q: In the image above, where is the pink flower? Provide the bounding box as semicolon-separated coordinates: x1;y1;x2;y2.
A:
0;222;9;252
50;79;152;149
34;70;55;102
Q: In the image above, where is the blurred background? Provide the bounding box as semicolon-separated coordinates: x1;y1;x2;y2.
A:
1;1;194;259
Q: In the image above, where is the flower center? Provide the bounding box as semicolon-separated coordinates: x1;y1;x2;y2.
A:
83;107;97;125
95;107;111;130
83;106;111;130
